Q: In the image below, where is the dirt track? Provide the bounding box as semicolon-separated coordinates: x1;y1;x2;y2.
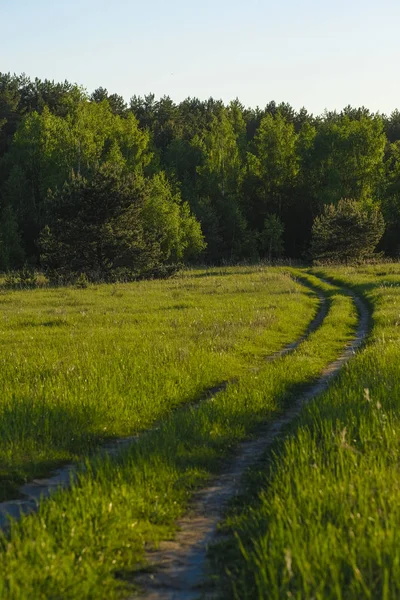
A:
131;281;369;600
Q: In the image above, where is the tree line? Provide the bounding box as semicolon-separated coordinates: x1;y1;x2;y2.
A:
1;73;399;279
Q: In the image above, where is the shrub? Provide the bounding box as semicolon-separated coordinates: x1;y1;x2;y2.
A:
311;198;385;264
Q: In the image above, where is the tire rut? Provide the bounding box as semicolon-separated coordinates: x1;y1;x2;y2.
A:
130;284;369;600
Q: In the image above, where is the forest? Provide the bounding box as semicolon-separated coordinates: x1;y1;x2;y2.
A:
1;72;400;279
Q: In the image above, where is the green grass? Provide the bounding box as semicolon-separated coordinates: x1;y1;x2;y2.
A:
0;266;318;500
0;271;358;599
209;264;400;600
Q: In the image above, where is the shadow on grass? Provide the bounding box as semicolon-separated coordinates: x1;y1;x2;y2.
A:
0;376;235;503
0;273;330;505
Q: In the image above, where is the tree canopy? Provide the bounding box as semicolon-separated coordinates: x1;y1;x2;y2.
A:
1;72;400;275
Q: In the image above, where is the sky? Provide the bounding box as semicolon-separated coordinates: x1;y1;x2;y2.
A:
2;0;400;116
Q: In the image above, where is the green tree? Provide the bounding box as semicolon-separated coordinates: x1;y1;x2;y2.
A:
285;121;318;256
91;87;127;116
40;166;205;281
311;198;385;264
40;166;152;280
195;108;249;261
141;172;206;262
251;112;299;219
312;115;386;206
5;101;151;261
381;140;400;255
1;165;36;255
0;73;22;157
0;204;25;271
259;214;285;261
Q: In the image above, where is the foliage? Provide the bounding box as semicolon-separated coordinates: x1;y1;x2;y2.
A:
259;214;285;260
0;204;24;270
312;115;386;206
311;198;385;263
142;172;206;263
40;166;205;282
3;265;38;288
251;112;298;217
40;167;154;281
2;100;151;262
3;71;400;268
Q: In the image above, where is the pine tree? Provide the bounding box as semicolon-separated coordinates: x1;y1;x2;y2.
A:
311;198;385;264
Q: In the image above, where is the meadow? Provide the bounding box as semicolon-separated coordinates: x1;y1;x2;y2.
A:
0;267;317;501
210;264;400;600
0;266;363;599
1;264;397;599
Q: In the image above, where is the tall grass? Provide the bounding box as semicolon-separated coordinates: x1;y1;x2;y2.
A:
0;267;318;499
210;264;400;600
0;272;358;599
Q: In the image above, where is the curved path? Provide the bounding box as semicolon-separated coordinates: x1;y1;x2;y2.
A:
131;283;369;600
0;279;327;530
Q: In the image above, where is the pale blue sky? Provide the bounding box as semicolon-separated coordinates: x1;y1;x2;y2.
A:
2;0;400;115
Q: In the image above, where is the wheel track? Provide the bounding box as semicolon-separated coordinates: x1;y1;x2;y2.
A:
130;281;369;600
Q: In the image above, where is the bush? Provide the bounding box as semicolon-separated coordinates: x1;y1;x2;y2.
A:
311;198;385;264
4;267;38;289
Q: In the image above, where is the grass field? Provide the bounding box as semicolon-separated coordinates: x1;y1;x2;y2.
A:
0;267;318;500
0;268;361;598
210;264;400;600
